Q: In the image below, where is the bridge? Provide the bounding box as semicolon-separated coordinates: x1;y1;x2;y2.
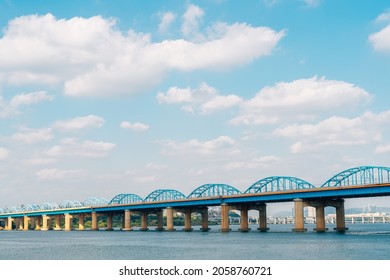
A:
1;166;390;233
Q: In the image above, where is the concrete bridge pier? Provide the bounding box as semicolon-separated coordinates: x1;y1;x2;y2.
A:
200;207;210;231
333;199;348;232
42;215;50;231
64;214;73;231
156;210;164;231
166;207;175;231
314;203;327;232
257;203;269;232
122;210;132;231
140;211;149;231
5;217;13;230
183;208;193;232
23;216;30;231
239;205;249;232
293;199;307;232
220;203;230;232
91;212;99;230
106;213;114;231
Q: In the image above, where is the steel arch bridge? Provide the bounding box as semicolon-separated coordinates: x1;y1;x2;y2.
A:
109;194;143;205
24;204;41;211
245;176;316;193
144;189;186;202
83;197;109;207
321;166;390;187
187;184;241;198
59;200;83;209
40;202;59;210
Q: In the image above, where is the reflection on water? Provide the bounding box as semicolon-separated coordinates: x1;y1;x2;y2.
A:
0;224;390;260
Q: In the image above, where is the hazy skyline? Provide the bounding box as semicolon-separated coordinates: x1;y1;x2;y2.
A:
0;1;390;213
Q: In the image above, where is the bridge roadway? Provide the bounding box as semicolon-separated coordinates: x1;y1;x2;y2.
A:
1;182;390;233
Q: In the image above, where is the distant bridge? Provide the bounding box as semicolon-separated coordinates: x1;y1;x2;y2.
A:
1;166;390;233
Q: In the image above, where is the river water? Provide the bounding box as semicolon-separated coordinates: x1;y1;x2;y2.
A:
0;224;389;260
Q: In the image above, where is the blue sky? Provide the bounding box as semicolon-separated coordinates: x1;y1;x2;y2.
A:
0;0;390;213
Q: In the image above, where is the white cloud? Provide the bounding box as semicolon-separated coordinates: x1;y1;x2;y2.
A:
134;175;156;183
263;0;278;7
161;22;285;71
23;157;57;166
200;94;243;114
12;127;53;144
9;91;53;107
274;111;390;154
181;4;205;40
157;82;242;114
231;76;371;125
161;136;239;156
303;0;322;7
157;87;193;104
45;138;116;158
158;12;176;34
375;144;390;154
0;13;284;97
146;162;168;170
36;168;83;180
369;25;390;53
225;155;279;170
120;121;149;132
0;91;53;118
0;147;10;160
376;11;390;22
53;115;104;131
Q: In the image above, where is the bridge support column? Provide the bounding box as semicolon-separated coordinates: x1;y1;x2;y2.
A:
314;204;327;232
64;214;73;231
257;204;269;232
78;214;85;230
239;205;249;232
34;216;41;231
156;210;164;231
123;210;132;231
6;217;13;230
220;203;230;232
91;212;99;231
54;215;61;230
334;199;348;232
200;207;210;231
293;199;306;232
42;215;49;231
141;211;149;231
106;213;113;231
183;208;193;232
166;207;175;231
23;216;30;230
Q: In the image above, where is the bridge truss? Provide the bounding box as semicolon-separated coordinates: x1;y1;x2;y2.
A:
245;176;316;193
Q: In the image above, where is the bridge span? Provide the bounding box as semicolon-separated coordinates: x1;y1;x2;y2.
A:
1;166;390;233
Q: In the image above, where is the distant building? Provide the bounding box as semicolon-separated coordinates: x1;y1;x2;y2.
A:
307;206;316;218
